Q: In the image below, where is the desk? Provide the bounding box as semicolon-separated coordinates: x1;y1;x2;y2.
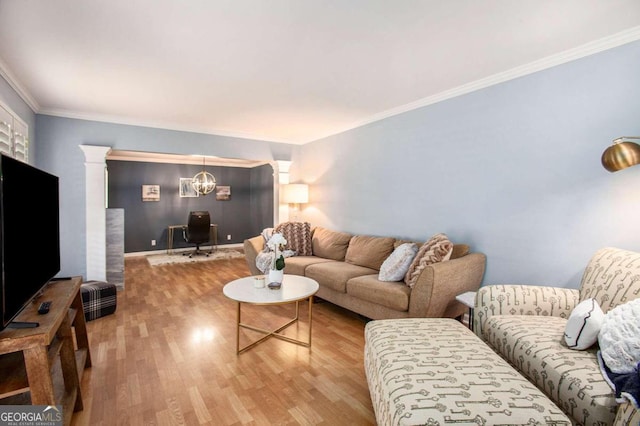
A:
167;224;218;254
0;277;91;425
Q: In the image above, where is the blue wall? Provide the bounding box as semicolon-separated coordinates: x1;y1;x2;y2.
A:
296;40;640;288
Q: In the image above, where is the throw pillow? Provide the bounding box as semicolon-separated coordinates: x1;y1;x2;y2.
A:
274;221;313;256
451;244;470;259
564;298;604;350
312;227;353;260
379;243;419;282
404;233;453;288
598;298;640;373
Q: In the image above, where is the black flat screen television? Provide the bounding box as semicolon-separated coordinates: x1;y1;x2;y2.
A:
0;154;60;330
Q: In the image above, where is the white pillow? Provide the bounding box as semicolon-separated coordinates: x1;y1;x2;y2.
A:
564;298;604;350
598;298;640;374
378;243;418;282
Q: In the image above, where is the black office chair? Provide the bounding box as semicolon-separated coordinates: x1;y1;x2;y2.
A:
182;211;211;257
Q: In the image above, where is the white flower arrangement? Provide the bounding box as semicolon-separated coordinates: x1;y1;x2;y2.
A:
267;232;287;270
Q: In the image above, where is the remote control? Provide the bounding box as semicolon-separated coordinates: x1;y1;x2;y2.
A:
38;301;52;315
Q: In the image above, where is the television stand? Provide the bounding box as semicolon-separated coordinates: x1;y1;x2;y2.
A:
7;321;39;329
0;277;91;425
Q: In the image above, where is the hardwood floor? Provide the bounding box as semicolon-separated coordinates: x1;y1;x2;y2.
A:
72;255;376;425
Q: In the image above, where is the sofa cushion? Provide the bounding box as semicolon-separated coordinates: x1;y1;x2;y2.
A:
274;221;313;256
404;233;453;288
378;243;418;282
564;298;604;350
305;261;377;293
282;256;333;276
311;227;352;261
345;235;395;270
579;247;640;313
346;275;410;311
484;315;617;425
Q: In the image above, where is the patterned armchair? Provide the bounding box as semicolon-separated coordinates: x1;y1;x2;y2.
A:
474;247;640;426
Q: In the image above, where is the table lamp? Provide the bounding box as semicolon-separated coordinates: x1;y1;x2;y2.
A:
282;184;309;221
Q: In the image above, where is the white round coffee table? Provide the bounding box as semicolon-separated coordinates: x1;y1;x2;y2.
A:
223;275;319;354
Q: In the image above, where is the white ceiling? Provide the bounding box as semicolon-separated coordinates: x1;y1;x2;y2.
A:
1;0;640;145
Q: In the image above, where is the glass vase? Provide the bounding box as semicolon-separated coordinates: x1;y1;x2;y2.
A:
268;269;284;289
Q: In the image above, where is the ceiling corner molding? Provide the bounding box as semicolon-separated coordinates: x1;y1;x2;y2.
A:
0;57;40;113
303;25;640;144
106;149;269;168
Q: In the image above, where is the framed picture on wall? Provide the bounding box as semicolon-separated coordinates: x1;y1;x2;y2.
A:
179;178;199;197
142;185;160;201
216;185;231;200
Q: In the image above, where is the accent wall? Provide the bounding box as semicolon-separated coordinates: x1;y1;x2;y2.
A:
106;160;274;253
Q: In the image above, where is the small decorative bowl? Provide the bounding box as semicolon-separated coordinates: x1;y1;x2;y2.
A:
267;281;282;290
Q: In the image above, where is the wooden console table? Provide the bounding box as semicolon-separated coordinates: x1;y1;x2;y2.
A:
0;276;91;425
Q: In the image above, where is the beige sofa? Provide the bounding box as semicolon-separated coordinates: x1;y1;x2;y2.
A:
474;247;640;426
244;226;486;320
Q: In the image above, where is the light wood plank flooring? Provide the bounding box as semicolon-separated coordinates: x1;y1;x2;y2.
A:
72;254;376;425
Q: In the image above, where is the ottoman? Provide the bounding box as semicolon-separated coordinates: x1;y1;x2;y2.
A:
364;318;571;425
81;280;117;321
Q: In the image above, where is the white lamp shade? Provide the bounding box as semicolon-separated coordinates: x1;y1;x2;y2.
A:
282;184;309;204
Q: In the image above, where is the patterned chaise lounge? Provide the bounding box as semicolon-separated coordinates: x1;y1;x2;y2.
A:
364;318;571;425
474;247;640;426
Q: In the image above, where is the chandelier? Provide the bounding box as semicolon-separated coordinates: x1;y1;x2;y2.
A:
192;156;216;195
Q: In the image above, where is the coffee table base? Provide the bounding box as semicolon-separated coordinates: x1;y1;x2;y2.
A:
235;297;313;354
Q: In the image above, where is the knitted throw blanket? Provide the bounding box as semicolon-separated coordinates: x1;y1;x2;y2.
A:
255;228;296;274
597;298;640;409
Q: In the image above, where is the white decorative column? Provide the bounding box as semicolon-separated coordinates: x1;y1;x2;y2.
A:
80;145;111;281
275;160;291;224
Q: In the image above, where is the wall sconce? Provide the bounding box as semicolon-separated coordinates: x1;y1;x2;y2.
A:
601;136;640;172
192;156;216;195
282;183;309;220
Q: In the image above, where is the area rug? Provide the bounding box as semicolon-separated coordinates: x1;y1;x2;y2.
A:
146;249;244;266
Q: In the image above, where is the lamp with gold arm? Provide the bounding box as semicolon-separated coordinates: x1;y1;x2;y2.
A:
192;156;217;195
601;136;640;172
282;183;309;221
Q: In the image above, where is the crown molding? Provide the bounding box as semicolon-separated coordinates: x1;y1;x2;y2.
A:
0;57;39;112
106;149;269;168
302;26;640;144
